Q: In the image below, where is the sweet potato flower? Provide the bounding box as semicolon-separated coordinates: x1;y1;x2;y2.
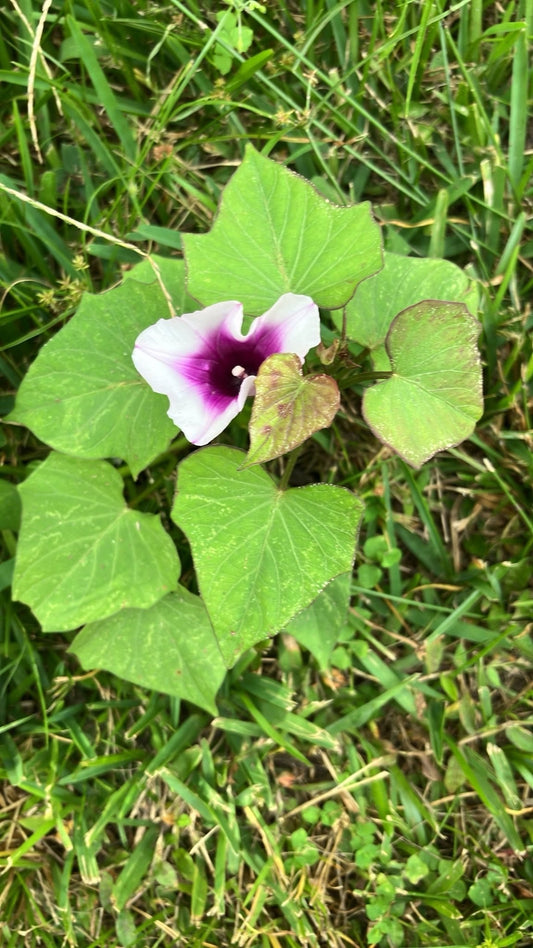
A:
132;293;320;445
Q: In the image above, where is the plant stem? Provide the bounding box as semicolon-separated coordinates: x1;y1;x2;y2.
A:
337;369;393;390
279;445;302;490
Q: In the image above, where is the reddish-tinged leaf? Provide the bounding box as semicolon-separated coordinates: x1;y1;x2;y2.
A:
245;353;340;466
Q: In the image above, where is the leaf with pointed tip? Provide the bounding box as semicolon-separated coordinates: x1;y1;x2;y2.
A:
7;256;191;477
183;144;383;313
334;252;479;351
70;589;225;713
172;446;363;667
363;300;483;467
13;453;179;631
245;353;340;467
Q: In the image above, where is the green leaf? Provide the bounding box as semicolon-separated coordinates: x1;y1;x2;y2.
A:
123;255;192;307
216;11;254;54
486;741;521;810
65;14;137;163
405;853;429;885
468;878;494;909
125;224;183;251
7;257;189;477
337;251;480;351
172;446;363;666
112;825;160;911
362;300;483;467
287;828;320;868
233;25;253;53
445;739;523;849
0;479;21;531
227;49;274;90
13;453;179;631
115;910;137;948
284;573;351;670
245;353;340;466
213;46;233;75
183;144;383;313
357;563;382;588
70;589;225;713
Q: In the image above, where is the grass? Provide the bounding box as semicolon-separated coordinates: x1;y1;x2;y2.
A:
1;0;532;945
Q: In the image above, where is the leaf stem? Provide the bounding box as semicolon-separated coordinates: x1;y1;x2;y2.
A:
279;445;303;490
340;305;348;345
337;369;393;390
350;370;393;383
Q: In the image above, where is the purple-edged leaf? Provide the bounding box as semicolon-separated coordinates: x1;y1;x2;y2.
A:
70;589;225;713
183;145;382;313
13;453;179;631
245;353;340;466
172;446;363;667
363;300;483;467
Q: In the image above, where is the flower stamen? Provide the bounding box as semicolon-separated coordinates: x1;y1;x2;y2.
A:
231;365;248;379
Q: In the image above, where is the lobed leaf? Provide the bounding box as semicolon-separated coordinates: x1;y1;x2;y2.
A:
183;144;383;313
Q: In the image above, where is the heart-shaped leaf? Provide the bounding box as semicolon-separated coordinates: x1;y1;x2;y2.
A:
183;145;383;313
245;353;340;466
13;453;179;631
7;257;192;477
334;251;479;351
363;300;483;467
70;589;225;713
172;446;363;666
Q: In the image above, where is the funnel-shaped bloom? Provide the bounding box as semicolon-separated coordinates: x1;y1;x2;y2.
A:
132;293;320;445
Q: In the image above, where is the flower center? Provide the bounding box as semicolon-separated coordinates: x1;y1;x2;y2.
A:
209;334;269;398
231;364;248;379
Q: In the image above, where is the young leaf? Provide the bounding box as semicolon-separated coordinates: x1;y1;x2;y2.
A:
245;353;340;466
183;144;383;313
13;453;179;631
7;257;188;478
70;589;225;713
362;300;483;467
336;252;479;351
172;446;363;667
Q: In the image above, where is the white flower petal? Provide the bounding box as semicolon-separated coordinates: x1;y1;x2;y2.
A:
132;293;321;446
180;300;245;347
134;340;240;445
192;399;243;445
134;301;243;363
247;293;321;358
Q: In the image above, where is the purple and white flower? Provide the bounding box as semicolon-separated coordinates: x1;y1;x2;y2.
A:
132;293;320;445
